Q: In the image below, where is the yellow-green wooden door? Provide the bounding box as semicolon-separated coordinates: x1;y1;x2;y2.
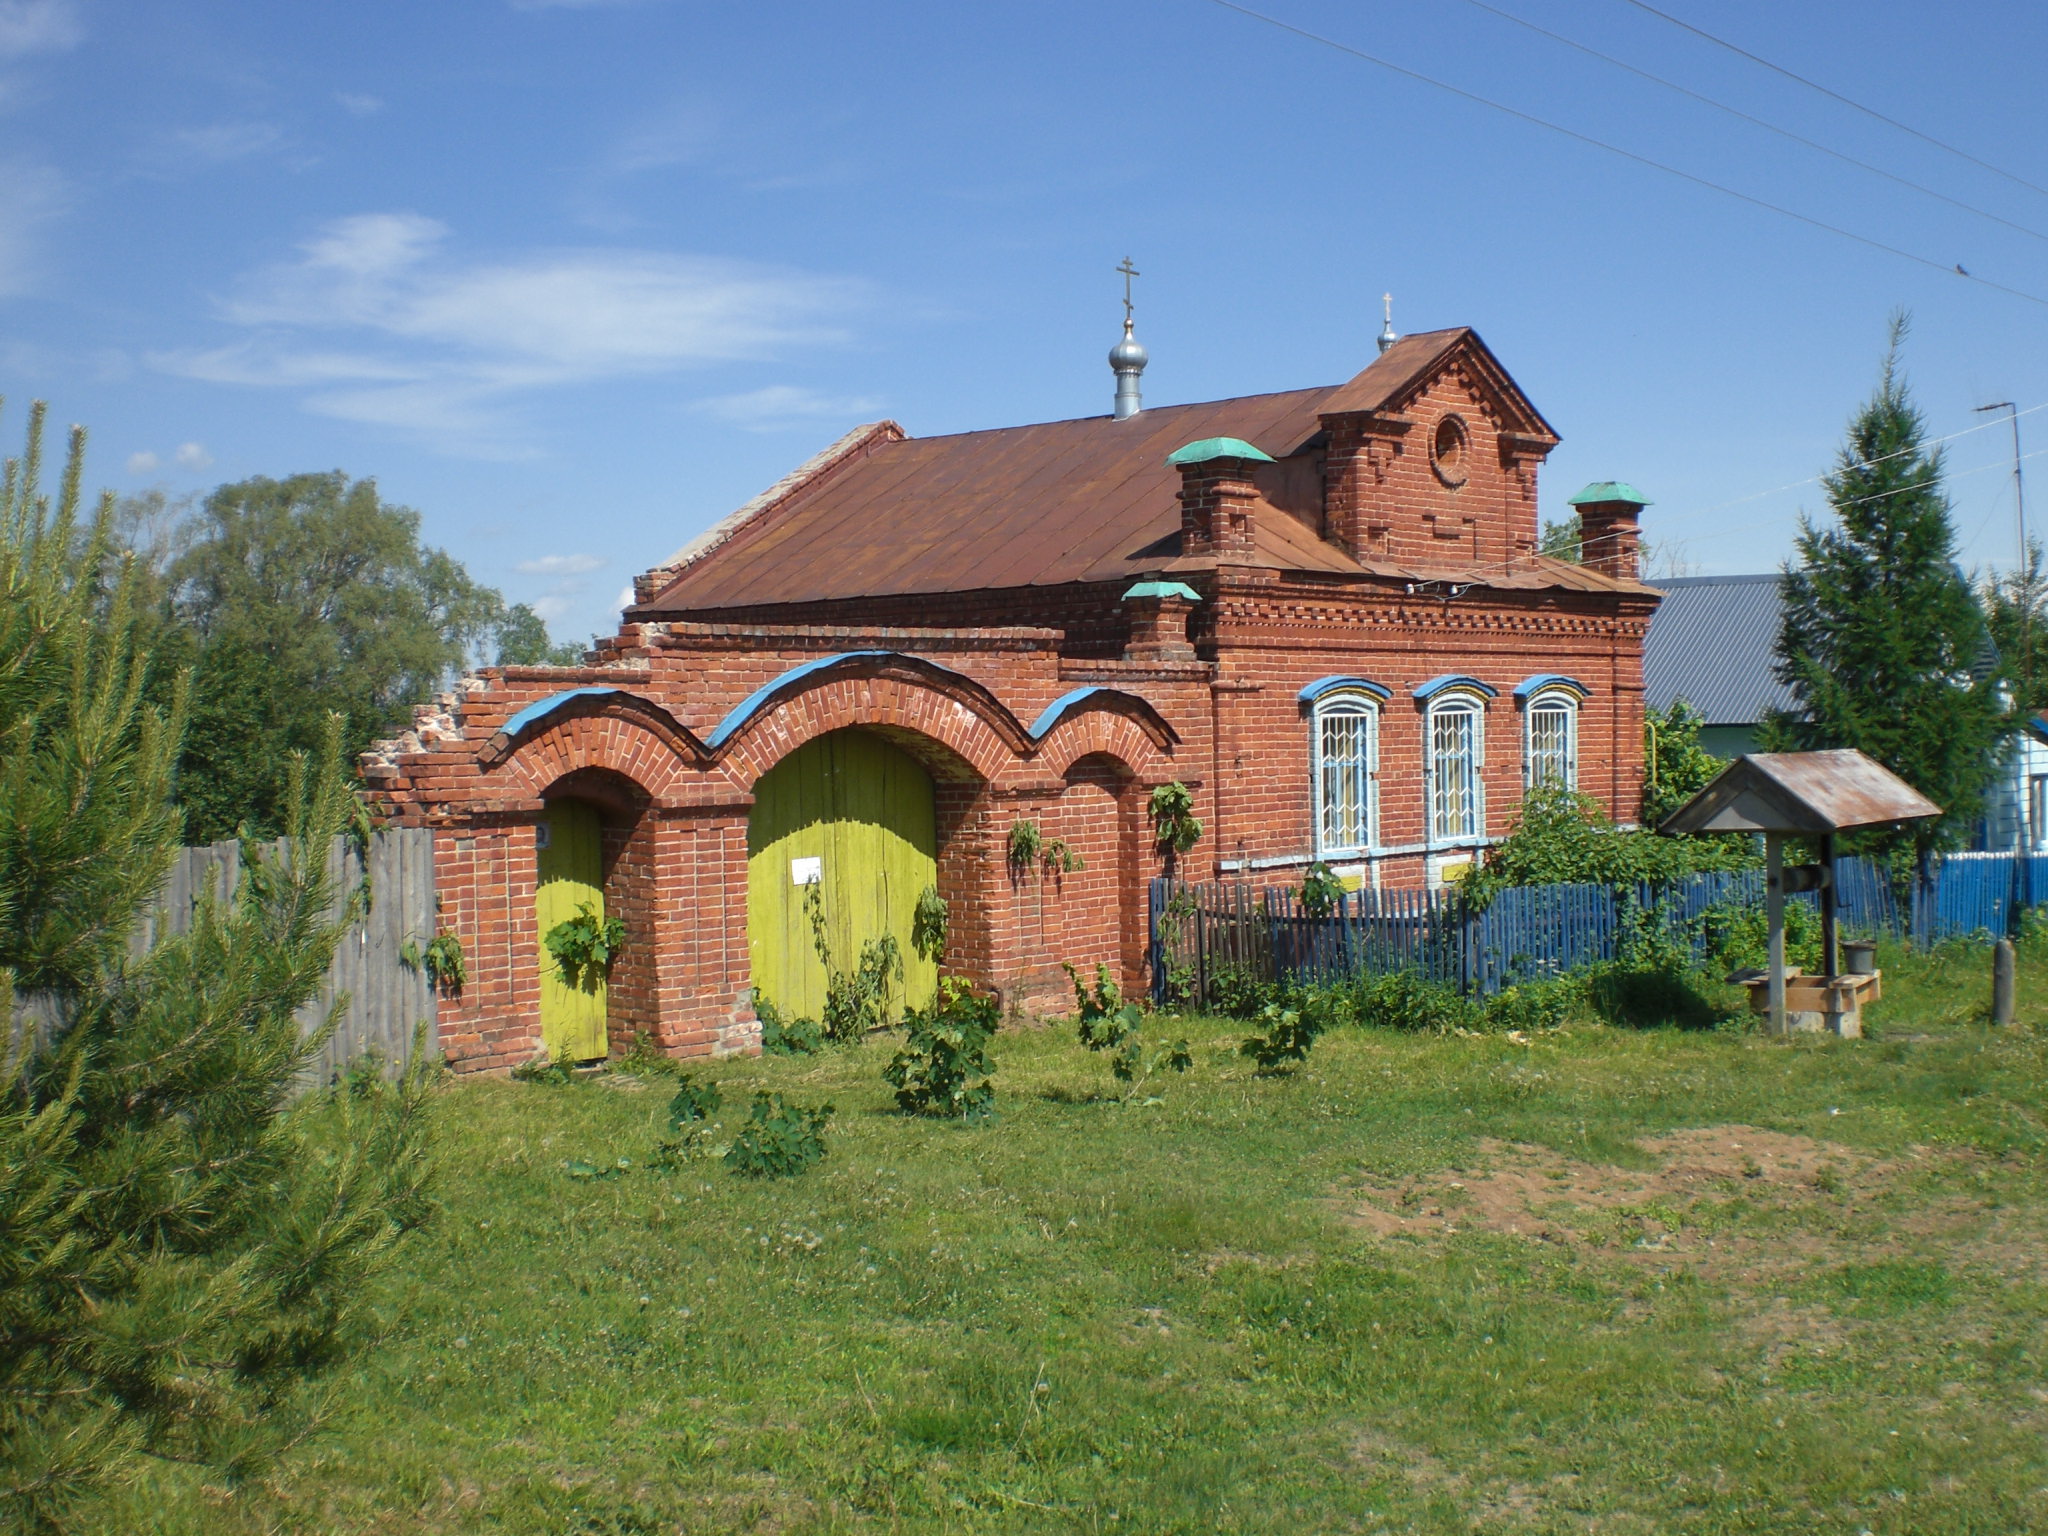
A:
536;801;609;1062
748;729;938;1021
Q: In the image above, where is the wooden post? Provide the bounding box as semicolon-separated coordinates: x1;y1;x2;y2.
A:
1766;833;1787;1035
1820;832;1839;980
1993;938;2016;1027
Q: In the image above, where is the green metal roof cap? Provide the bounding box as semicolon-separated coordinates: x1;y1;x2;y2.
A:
1567;480;1652;507
1122;580;1202;603
1165;436;1276;467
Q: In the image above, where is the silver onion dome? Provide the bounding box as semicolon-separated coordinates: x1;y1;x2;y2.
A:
1109;321;1148;371
1110;318;1147;419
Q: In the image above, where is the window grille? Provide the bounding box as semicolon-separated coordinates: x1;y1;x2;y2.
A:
1429;699;1484;843
1525;697;1578;790
1314;695;1378;856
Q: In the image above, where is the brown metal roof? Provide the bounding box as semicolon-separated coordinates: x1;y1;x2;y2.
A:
1658;749;1943;836
636;327;1599;615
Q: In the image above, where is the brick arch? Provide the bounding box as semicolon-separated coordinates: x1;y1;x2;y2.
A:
495;708;696;804
715;671;1019;788
1033;706;1178;784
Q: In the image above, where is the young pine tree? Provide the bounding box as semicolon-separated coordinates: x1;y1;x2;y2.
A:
0;404;434;1533
1763;315;2005;872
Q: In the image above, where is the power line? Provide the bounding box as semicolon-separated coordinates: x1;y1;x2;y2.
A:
1650;447;2048;553
1615;0;2048;202
1456;0;2048;247
1662;401;2048;523
1557;417;2048;569
1202;0;2048;311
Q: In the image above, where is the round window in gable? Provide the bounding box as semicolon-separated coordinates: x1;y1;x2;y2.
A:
1431;414;1469;488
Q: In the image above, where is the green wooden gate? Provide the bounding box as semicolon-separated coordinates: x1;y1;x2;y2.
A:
536;800;609;1062
747;730;938;1022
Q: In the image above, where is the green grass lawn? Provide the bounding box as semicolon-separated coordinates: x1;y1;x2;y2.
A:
125;945;2047;1535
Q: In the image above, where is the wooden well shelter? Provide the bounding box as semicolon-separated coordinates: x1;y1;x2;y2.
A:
1658;749;1941;1035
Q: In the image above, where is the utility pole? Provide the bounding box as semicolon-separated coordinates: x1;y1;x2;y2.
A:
1980;400;2032;850
1977;400;2027;569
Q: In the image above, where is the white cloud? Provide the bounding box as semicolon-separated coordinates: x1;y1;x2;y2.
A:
156;212;864;455
144;121;288;173
518;553;604;575
335;92;384;116
127;444;216;476
299;380;526;458
614;583;636;612
0;0;81;59
609;102;719;176
697;384;885;433
0;158;66;296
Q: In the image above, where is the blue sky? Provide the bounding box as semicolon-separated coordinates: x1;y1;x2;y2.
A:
4;0;2046;644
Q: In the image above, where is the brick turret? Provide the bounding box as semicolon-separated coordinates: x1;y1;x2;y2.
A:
1170;436;1274;560
1568;481;1652;580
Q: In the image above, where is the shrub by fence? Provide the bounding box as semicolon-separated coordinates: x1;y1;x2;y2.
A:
1149;850;2035;1006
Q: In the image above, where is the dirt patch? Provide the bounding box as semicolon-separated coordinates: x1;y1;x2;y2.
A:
1337;1125;1879;1256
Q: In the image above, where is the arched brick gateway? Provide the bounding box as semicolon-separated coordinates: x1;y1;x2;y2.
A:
364;638;1198;1069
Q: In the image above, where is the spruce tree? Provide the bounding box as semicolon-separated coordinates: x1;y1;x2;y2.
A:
1983;537;2048;718
0;405;433;1532
1763;315;2005;871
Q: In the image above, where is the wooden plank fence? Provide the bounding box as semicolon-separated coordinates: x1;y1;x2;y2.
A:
16;829;438;1083
1150;849;2027;1006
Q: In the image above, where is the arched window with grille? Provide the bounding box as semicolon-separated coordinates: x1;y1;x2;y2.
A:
1300;677;1390;859
1515;675;1588;792
1415;676;1496;846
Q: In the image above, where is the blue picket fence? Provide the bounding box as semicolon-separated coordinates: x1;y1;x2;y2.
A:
1149;850;2034;1006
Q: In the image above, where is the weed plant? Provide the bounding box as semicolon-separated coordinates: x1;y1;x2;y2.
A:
755;996;825;1057
725;1091;834;1178
883;978;998;1120
1065;961;1191;1097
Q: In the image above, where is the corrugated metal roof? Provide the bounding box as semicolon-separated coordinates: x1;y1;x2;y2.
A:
1659;749;1942;835
633;327;1615;615
1643;574;1794;726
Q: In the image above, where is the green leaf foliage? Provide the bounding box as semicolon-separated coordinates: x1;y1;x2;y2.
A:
724;1092;834;1178
1984;537;2048;719
399;930;466;991
492;601;587;667
754;995;824;1057
135;472;582;842
806;885;902;1044
1464;784;1754;906
1297;861;1348;918
1538;513;1582;563
1764;314;2005;866
884;977;998;1120
542;902;626;987
1147;781;1202;865
1065;961;1190;1097
1238;1000;1324;1072
0;402;435;1533
910;884;949;963
667;1075;722;1127
1640;699;1726;830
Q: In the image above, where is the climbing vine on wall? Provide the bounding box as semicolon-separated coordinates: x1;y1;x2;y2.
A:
1007;819;1084;877
1148;782;1202;872
544;903;626;987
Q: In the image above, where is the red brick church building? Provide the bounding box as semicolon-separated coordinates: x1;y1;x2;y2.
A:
364;322;1659;1070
